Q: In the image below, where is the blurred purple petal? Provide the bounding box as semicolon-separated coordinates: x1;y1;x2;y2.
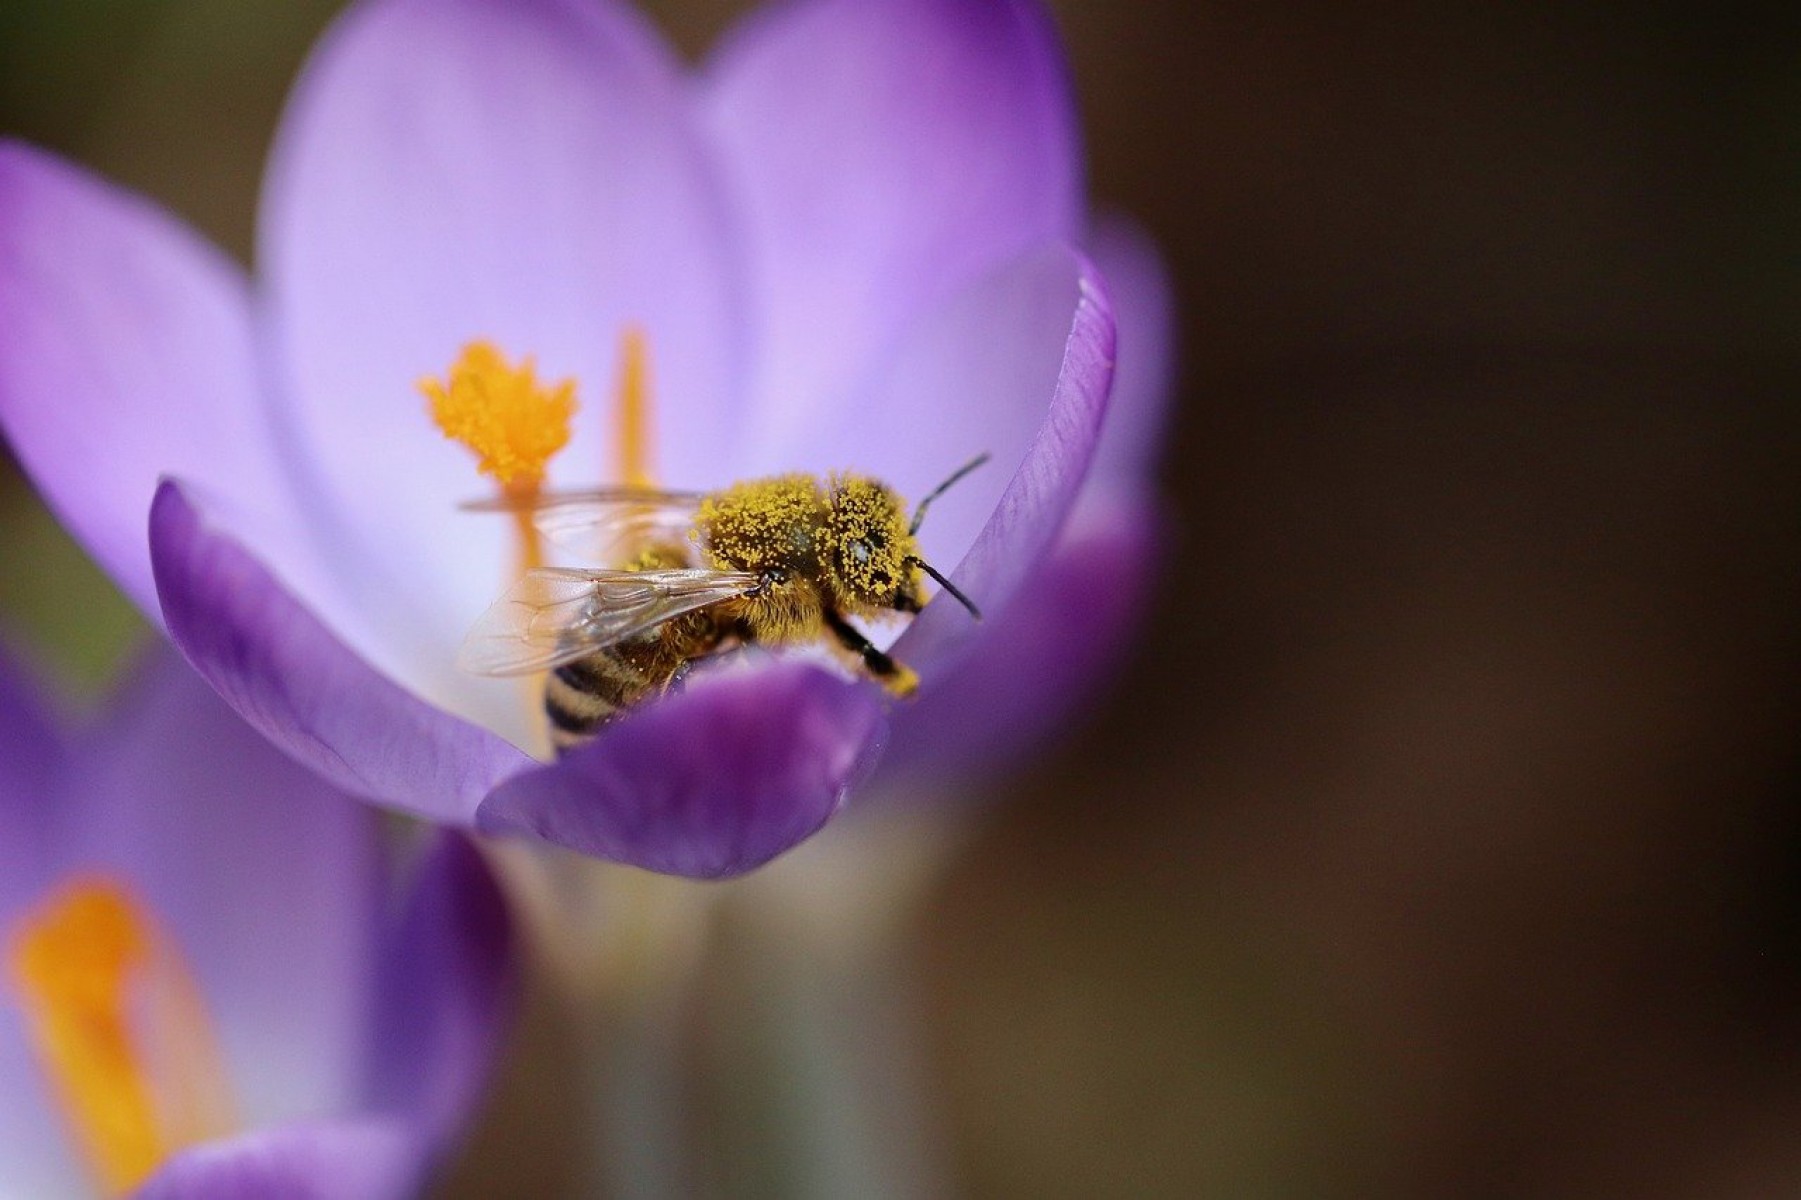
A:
889;250;1117;679
263;0;746;668
0;638;64;793
0;650;516;1192
56;648;385;1126
364;832;516;1149
0;639;65;893
0;1008;82;1197
136;1119;422;1200
149;479;534;825
704;0;1081;458
881;492;1159;780
0;143;284;622
0;645;73;1200
478;663;888;878
1087;214;1177;484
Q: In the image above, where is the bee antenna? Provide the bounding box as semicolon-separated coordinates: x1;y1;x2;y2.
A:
909;452;992;536
907;557;982;621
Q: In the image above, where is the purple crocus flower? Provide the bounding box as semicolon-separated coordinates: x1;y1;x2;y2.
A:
0;646;514;1198
0;0;1170;877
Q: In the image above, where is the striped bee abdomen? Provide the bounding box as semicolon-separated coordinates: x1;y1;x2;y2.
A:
545;654;644;755
543;610;725;756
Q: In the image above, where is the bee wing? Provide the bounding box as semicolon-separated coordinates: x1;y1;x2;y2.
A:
462;488;704;562
458;566;760;677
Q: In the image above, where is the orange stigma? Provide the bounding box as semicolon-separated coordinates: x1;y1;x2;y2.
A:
9;877;236;1196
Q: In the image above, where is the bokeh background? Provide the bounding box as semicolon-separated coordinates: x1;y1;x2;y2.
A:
4;1;1800;1195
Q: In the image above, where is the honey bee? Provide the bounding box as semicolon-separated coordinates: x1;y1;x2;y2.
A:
460;455;988;755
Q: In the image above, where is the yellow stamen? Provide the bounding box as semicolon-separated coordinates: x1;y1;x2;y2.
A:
422;340;578;491
9;877;235;1196
615;326;654;490
423;339;580;578
505;509;539;571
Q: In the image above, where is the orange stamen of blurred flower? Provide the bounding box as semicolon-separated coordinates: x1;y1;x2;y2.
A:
9;877;236;1196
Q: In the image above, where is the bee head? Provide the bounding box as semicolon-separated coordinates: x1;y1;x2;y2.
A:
824;474;920;611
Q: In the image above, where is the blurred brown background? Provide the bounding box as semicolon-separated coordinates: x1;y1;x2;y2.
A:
4;1;1800;1196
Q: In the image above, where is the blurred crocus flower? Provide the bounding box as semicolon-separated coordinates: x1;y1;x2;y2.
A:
0;647;514;1199
0;0;1170;877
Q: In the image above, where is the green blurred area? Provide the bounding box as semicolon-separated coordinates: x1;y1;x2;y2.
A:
0;0;168;144
0;0;167;696
0;469;143;703
0;0;344;702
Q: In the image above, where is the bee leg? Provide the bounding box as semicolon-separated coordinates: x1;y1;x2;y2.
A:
823;609;918;699
661;659;695;696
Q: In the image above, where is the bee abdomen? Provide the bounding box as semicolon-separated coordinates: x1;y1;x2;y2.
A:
545;655;643;755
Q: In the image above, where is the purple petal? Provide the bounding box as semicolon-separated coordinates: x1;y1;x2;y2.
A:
149;479;535;825
755;246;1097;578
0;1009;83;1197
704;0;1082;461
262;0;746;667
876;223;1172;777
363;832;516;1149
0;142;276;621
136;1119;423;1200
0;638;65;795
0;648;84;1197
0;638;66;900
60;648;386;1127
477;662;888;877
1087;215;1177;485
880;248;1117;679
880;491;1159;780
